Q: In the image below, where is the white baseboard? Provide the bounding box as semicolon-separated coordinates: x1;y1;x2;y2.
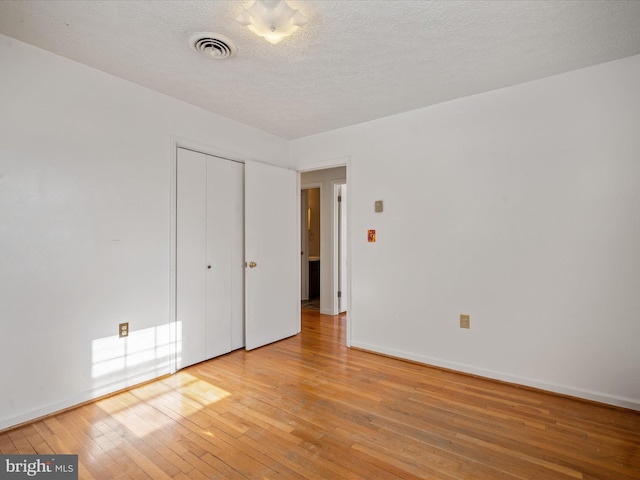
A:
0;367;171;431
351;341;640;411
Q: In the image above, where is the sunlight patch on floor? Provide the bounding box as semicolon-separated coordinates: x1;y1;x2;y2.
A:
95;371;231;440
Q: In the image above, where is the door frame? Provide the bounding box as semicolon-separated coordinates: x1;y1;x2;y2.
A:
299;183;322;305
300;189;309;301
333;182;347;314
298;157;351;347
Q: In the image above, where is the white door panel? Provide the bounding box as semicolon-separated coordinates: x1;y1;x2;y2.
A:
176;149;207;369
176;148;244;369
230;165;246;351
245;161;299;350
206;157;244;358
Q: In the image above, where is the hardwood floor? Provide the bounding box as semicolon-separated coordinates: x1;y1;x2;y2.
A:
2;310;639;479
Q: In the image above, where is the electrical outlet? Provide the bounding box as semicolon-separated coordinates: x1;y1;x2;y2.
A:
119;322;129;338
460;315;470;329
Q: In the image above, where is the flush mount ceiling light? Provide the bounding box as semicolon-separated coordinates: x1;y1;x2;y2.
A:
236;0;308;45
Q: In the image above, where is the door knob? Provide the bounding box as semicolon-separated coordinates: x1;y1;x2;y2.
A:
248;261;257;268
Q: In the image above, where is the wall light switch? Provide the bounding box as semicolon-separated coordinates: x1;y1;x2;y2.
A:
375;200;383;213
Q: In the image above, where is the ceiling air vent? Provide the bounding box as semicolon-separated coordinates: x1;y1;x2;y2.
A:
190;33;237;59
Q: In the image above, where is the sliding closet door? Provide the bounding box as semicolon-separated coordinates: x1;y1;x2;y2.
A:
176;149;207;369
206;156;244;357
176;148;244;369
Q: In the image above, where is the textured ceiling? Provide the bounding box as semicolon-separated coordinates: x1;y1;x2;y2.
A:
1;1;640;139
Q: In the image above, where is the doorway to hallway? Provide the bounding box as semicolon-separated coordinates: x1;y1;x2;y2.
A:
301;186;321;305
300;167;347;317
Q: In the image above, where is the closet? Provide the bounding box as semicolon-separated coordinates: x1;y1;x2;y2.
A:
176;148;244;369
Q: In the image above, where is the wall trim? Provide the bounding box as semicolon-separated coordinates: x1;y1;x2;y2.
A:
297;156;350;173
350;341;640;411
0;368;171;432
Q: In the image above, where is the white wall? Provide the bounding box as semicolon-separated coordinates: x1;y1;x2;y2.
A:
2;31;638;430
301;167;346;315
0;34;288;429
291;55;640;409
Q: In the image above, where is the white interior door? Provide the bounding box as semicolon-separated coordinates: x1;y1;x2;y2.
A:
245;161;299;350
